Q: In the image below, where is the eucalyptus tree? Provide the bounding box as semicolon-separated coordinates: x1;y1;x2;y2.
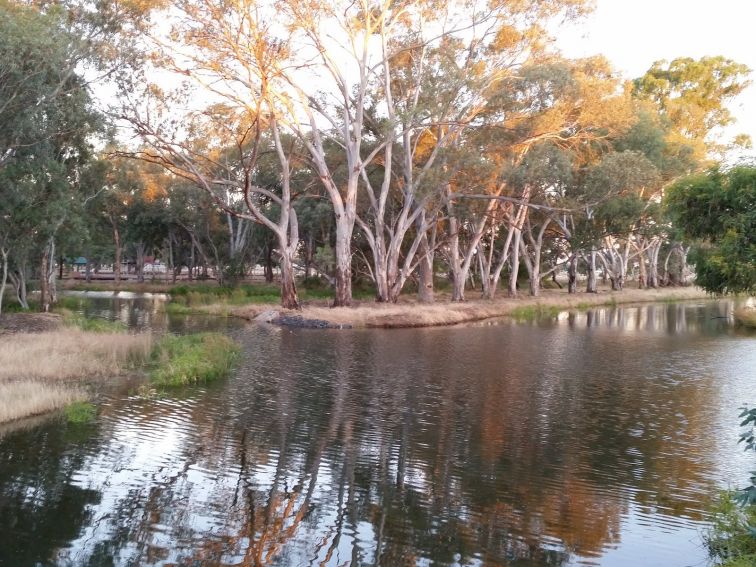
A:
126;0;593;306
453;56;635;299
633;56;751;160
124;97;305;307
0;1;86;169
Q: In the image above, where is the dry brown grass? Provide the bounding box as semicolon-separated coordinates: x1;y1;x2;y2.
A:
0;381;87;424
0;329;153;381
734;306;756;328
0;329;153;424
233;286;711;328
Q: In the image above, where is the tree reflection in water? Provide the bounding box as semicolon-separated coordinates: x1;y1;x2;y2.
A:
0;300;753;566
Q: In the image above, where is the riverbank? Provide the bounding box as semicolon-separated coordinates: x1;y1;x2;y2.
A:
231;286;713;329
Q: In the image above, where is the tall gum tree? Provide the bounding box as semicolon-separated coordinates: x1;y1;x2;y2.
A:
450;56;635;299
128;0;592;306
126;102;304;308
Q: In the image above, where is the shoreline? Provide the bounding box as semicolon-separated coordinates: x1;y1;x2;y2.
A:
230;286;715;329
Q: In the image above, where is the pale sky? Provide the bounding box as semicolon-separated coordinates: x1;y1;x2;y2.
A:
556;0;756;160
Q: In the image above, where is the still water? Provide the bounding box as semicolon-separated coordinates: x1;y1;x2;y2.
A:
0;298;754;566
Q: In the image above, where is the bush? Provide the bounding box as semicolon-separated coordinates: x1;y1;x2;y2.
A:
150;333;240;387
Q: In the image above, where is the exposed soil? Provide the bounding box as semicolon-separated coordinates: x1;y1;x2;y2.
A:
234;286;713;329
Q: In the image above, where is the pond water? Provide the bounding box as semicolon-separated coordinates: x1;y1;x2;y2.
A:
0;297;755;566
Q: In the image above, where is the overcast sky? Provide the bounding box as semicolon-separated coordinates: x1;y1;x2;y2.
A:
556;0;756;160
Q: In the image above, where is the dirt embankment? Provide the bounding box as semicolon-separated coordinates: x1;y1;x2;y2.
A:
233;286;712;329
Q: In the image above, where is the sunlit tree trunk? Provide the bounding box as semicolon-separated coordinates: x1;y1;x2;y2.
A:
278;251;299;310
39;238;56;312
647;239;661;288
508;229;522;297
416;228;435;304
637;249;647;288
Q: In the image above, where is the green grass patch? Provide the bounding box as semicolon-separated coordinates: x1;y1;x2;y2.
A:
510;304;563;321
64;401;97;424
150;333;240;387
60;309;127;333
705;490;756;566
1;300;39;313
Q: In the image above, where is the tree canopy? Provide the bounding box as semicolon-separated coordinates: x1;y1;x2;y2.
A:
666;166;756;294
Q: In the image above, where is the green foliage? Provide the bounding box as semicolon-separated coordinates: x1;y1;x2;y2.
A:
64;401;97;425
666;167;756;294
150;333;240;387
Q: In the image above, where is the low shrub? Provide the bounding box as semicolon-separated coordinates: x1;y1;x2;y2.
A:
705;407;756;566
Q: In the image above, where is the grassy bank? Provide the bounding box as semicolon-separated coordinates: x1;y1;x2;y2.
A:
149;333;239;387
231;286;711;328
0;328;152;424
0;302;241;424
0;381;87;424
